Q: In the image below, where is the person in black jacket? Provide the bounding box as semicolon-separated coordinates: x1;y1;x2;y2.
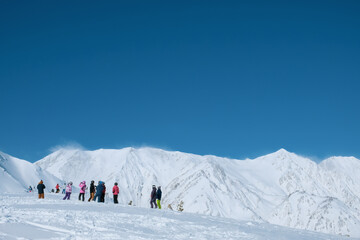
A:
150;185;157;208
37;180;46;199
101;182;106;203
88;180;95;202
156;186;162;209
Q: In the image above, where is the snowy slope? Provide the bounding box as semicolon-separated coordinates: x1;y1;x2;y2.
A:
0;151;61;193
0;193;357;240
269;191;360;237
35;147;360;237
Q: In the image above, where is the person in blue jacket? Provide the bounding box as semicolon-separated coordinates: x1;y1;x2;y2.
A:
93;181;104;203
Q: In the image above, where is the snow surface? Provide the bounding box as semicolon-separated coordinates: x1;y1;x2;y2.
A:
1;147;360;238
0;193;356;240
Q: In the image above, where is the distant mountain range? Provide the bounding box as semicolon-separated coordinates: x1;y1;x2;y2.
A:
1;148;360;237
0;151;60;192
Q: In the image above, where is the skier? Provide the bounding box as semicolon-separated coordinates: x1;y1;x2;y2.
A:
28;186;33;192
55;183;60;193
150;185;157;208
78;181;86;201
63;182;73;200
101;182;106;203
93;181;104;203
113;182;119;204
37;180;46;199
88;180;95;202
156;186;162;209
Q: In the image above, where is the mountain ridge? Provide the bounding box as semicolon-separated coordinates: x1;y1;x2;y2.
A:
1;147;360;237
0;151;61;193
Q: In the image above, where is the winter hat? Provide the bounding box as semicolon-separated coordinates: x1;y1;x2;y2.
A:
158;186;161;189
115;182;118;186
69;181;73;185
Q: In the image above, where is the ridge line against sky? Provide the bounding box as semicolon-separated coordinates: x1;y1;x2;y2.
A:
0;1;359;162
1;144;359;165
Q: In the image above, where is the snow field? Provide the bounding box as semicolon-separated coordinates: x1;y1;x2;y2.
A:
0;193;357;240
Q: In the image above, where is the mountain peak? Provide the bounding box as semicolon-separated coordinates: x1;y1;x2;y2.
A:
275;148;290;154
266;148;295;159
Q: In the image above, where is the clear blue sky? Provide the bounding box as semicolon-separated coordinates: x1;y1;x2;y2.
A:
1;1;359;162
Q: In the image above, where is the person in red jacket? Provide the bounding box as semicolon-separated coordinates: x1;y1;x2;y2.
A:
112;182;119;204
55;183;60;193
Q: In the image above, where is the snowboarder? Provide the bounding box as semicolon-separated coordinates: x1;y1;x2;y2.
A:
55;183;60;193
156;186;162;209
93;181;104;203
113;182;119;204
37;180;46;199
88;180;95;202
79;181;86;201
63;182;73;200
150;185;157;208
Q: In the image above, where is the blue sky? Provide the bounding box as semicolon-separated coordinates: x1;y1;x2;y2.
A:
0;1;359;162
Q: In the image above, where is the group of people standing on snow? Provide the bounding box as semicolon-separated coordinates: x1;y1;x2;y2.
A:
61;180;119;204
36;180;162;208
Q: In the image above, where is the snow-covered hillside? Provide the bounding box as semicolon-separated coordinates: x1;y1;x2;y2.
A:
0;193;356;240
0;151;60;193
34;147;360;237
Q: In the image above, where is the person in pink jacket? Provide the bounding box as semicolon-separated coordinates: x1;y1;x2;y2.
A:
112;182;119;204
78;181;86;201
63;182;73;200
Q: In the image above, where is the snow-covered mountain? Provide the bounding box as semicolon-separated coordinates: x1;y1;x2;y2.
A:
0;151;60;193
34;147;360;238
